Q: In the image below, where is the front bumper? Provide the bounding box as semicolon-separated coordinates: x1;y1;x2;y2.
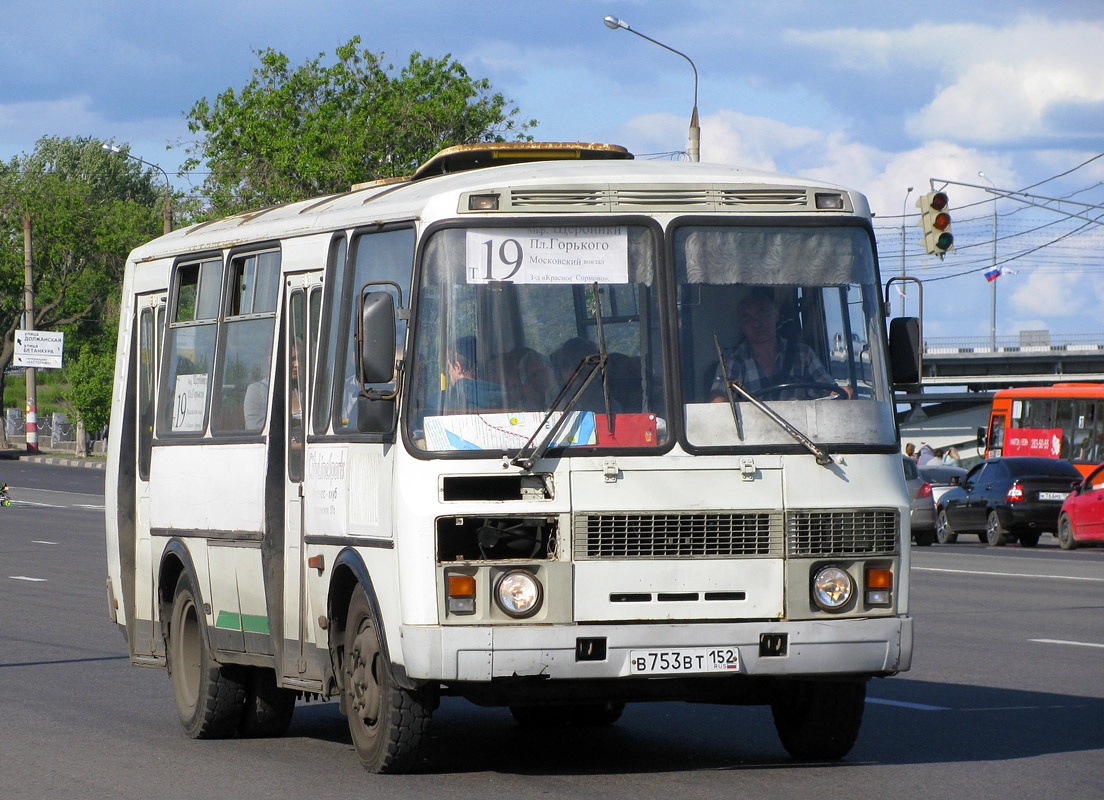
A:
399;615;912;684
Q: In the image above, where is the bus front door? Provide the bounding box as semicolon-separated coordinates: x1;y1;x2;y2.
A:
281;272;322;682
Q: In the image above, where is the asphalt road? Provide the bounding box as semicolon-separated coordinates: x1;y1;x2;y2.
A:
2;459;1102;799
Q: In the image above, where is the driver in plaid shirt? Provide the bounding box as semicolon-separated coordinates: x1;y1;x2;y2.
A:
711;287;849;401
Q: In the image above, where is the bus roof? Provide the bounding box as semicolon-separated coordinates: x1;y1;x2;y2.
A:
127;145;870;263
993;383;1104;399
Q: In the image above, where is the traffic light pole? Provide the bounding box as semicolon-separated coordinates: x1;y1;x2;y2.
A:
23;212;37;453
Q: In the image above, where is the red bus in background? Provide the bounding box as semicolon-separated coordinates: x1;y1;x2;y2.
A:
982;384;1104;477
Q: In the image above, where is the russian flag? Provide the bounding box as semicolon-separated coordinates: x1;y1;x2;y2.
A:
985;267;1016;282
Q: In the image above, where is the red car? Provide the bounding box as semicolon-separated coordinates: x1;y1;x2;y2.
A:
1057;462;1104;549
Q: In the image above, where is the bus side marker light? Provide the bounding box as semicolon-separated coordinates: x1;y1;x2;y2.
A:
307;554;325;574
468;194;500;211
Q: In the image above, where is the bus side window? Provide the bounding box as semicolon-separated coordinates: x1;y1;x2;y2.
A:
138;307;156;480
158;259;221;436
214;250;281;433
334;228;413;434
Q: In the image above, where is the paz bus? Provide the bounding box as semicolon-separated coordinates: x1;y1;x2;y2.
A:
105;142;921;772
981;383;1104;476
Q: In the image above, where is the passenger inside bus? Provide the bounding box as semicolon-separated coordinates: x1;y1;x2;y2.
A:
709;286;850;401
444;335;504;411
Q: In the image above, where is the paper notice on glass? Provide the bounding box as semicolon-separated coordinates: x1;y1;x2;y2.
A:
171;373;208;432
465;227;629;285
424;411;597;451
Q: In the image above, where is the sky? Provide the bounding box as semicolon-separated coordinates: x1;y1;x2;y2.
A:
3;0;1103;342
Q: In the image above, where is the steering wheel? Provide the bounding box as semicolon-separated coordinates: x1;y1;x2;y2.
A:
751;381;849;400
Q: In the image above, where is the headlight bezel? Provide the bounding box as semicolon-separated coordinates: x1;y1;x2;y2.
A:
811;564;855;612
494;568;544;618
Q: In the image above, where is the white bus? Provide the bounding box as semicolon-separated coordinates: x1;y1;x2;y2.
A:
105;142;920;772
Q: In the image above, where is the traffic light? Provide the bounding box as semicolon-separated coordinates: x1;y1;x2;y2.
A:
916;191;954;258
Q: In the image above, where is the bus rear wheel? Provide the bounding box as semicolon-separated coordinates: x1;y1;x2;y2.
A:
342;589;431;773
770;679;865;761
168;574;246;739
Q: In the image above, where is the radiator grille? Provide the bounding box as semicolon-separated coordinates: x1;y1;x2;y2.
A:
574;512;784;559
787;509;899;556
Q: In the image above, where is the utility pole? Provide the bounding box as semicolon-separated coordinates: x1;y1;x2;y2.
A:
23;212;38;453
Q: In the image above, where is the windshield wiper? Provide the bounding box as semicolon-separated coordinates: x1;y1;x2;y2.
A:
511;284;613;471
509;351;606;470
712;335;834;467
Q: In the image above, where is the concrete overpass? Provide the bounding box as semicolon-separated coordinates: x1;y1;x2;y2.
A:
896;332;1104;458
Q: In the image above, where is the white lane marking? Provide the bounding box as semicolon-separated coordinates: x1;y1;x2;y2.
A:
913;566;1104;583
866;697;948;711
75;504;105;510
32;540;58;545
9;576;47;582
1029;638;1104;649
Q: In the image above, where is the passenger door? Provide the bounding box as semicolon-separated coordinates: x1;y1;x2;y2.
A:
281;272;323;681
133;293;165;657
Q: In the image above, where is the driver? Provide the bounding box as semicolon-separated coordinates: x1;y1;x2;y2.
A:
710;287;849;401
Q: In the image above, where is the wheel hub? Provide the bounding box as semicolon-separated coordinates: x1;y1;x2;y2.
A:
348;629;381;727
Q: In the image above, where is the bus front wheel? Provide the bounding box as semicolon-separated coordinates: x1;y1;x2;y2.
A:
770;679;865;761
342;589;431;773
167;574;246;739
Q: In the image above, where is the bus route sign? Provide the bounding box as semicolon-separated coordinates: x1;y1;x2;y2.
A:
14;330;64;369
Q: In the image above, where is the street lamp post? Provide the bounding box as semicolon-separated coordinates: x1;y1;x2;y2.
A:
979;171;998;351
603;15;700;162
103;144;172;234
901;186;913;317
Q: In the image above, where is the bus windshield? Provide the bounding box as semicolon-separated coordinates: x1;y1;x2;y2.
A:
674;223;895;449
407;224;668;454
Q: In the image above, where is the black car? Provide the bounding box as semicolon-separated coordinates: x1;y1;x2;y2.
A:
935;456;1082;547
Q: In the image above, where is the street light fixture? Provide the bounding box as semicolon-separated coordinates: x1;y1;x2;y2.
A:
901;186;913;317
978;171;998;351
102;143;173;234
603;15;700;162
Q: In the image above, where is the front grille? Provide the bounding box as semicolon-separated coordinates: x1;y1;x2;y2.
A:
574;512;784;559
787;509;898;557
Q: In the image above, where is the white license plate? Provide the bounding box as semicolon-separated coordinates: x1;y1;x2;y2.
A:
1038;492;1068;501
628;646;740;675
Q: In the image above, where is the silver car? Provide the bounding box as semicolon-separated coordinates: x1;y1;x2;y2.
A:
904;456;936;546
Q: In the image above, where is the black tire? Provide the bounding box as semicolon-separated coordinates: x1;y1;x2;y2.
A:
510;701;625;728
239;668;296;738
935;509;958;544
771;679;866;761
986;510;1009;546
167;574;246;739
342;589;431;773
1018;532;1040;548
913;527;935;547
1058;514;1078;550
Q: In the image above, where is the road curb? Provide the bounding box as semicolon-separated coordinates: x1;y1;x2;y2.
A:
0;451;106;470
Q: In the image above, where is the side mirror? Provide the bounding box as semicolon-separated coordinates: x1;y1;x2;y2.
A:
358;291;396;385
976;426;987;450
888;317;922;388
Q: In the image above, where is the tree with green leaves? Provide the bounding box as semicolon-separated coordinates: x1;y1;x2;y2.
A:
180;37;535;215
0;135;164;448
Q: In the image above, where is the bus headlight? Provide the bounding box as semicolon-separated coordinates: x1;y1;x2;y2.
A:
811;565;853;611
495;569;543;618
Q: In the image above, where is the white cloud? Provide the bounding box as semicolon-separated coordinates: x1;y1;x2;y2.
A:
787;16;1104;147
1008;269;1102;326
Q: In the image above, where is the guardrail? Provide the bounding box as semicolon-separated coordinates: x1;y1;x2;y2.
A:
923;332;1104;355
